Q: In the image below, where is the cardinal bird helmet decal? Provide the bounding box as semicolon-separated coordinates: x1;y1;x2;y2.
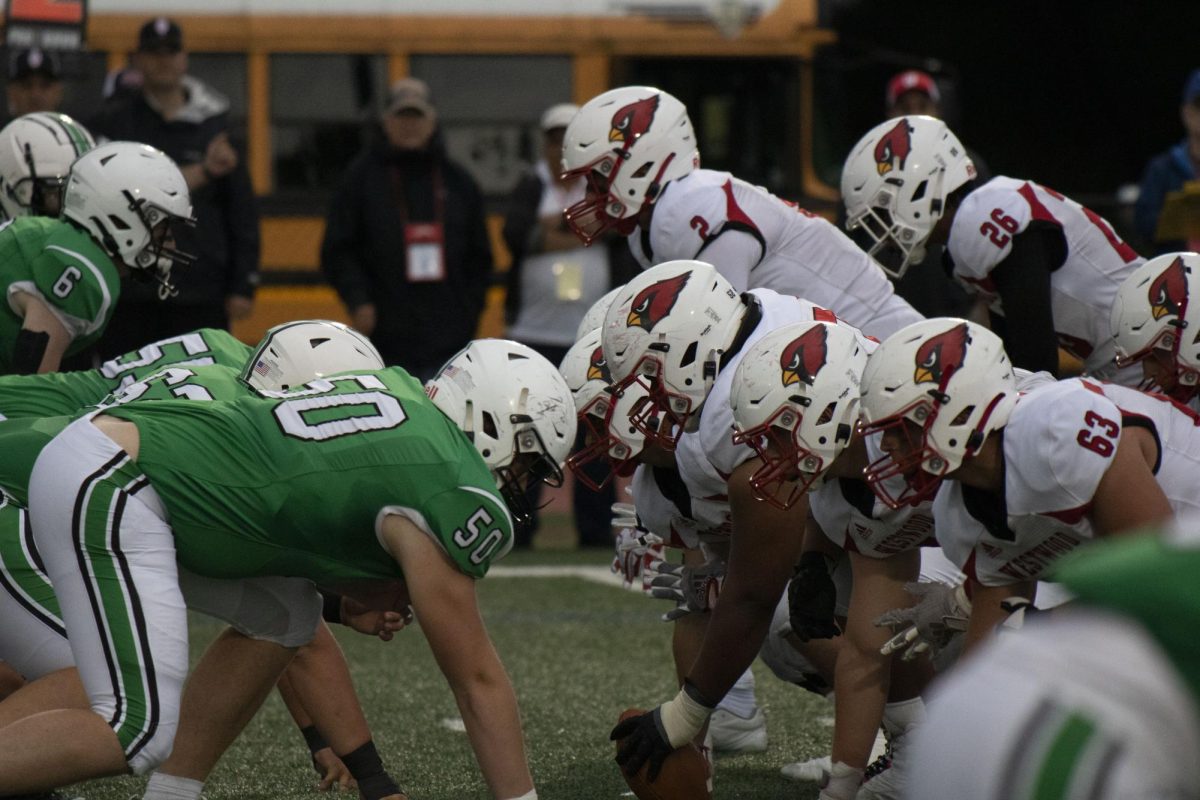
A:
609;95;660;147
780;324;829;387
859;319;1017;508
587;345;611;383
627;271;691;332
873;119;913;176
914;322;971;386
1149;255;1189;321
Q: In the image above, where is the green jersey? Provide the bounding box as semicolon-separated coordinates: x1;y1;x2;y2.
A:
0;217;123;373
0;328;250;420
1053;528;1200;704
105;367;512;583
0;363;249;505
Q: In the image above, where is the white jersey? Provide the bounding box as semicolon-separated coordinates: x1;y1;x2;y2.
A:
947;177;1144;378
634;169;922;340
628;463;726;549
935;378;1200;585
674;288;874;531
810;433;937;559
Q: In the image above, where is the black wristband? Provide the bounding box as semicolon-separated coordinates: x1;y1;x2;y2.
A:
300;725;328;755
340;740;402;800
796;550;834;577
321;592;343;625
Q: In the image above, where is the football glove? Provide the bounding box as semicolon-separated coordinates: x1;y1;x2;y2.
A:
611;683;713;781
646;558;723;621
874;581;971;660
788;552;842;641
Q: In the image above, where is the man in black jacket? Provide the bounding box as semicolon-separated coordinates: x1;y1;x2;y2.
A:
89;17;260;358
321;77;492;381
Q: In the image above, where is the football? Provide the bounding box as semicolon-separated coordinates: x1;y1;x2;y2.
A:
614;708;713;800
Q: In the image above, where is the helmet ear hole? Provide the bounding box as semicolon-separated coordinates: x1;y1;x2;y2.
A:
949;405;975;426
480;411;499;440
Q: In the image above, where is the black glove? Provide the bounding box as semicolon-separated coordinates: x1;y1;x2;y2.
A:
610;708;674;782
788;551;842;641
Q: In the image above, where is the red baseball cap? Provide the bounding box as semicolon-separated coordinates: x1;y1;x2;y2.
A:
886;70;941;108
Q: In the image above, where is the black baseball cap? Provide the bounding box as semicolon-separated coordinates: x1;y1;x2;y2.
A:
137;17;183;53
11;48;61;81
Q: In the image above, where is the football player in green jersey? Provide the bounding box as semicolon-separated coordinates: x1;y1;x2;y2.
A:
0;320;407;797
0;112;95;220
1;338;572;800
1;140;193;375
909;520;1200;799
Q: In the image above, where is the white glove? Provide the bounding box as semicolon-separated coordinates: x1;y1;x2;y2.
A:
647;559;724;621
610;503;664;592
874;581;971;660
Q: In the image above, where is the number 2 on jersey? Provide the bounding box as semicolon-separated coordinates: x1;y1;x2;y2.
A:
1076;409;1118;457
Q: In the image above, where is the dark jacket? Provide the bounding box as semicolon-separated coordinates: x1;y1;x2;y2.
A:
320;132;493;375
1135;141;1196;254
88;76;261;305
501;167;638;326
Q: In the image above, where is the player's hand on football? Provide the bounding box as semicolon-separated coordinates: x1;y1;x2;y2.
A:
610;708;676;781
340;596;414;641
874;580;971;660
788;552;842;641
312;746;356;791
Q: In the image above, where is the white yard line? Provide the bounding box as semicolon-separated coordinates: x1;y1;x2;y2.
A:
488;564;627;588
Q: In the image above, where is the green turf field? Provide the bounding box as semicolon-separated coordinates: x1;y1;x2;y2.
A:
71;515;832;799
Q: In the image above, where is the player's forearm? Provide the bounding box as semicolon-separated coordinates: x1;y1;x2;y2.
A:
686;585;777;704
453;664;534;799
283;622;373;756
831;630;889;768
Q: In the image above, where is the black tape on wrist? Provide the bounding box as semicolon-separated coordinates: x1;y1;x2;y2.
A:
300;725;328;755
321;592;343;625
341;740;402;800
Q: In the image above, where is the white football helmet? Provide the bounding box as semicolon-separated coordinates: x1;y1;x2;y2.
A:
559;328;648;489
63;141;195;297
242;320;385;391
841;115;976;278
859;318;1018;508
1110;252;1200;403
730;321;870;509
426;339;577;527
575;285;624;342
561;86;698;245
0;112;94;219
602;260;745;450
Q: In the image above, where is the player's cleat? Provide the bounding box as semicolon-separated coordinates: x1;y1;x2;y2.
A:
708;706;768;753
780;754;831;783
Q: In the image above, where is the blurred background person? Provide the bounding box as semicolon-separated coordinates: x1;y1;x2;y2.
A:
5;48;64;123
502;101;637;549
321;77;492;381
88;16;259;359
1135;68;1200;255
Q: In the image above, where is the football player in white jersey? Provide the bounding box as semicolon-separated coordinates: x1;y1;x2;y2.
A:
843;116;1145;380
560;86;923;341
910;518;1200;800
730;323;960;800
859;318;1200;648
1110;251;1200;408
601;260;881;785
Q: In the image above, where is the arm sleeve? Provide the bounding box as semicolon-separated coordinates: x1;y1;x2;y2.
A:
220;153;261;299
988;222;1067;376
319;168;373;311
691;227;763;292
